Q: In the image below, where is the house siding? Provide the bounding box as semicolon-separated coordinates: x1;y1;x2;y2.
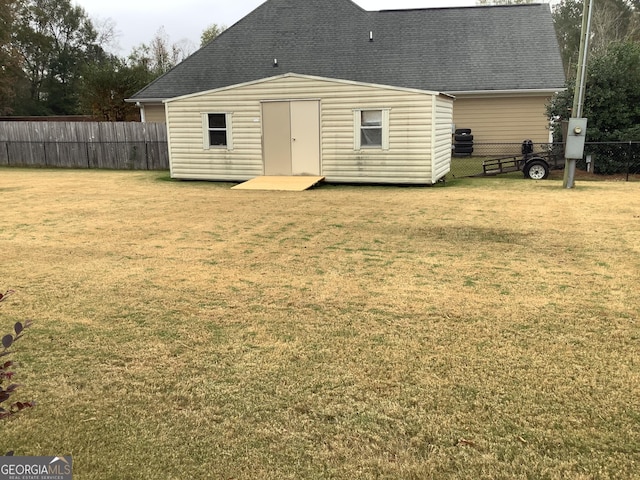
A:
143;104;167;123
165;75;452;184
452;94;553;144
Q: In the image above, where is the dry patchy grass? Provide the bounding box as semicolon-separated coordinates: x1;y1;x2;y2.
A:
1;169;639;479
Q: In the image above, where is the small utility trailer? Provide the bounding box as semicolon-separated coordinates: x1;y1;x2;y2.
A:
481;140;551;180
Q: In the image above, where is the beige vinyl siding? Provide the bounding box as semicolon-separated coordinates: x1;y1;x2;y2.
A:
166;93;263;181
143;104;167;123
166;74;448;184
431;95;454;183
453;94;552;144
323;90;434;184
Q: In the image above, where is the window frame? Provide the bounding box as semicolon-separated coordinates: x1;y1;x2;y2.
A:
202;113;233;150
353;108;390;151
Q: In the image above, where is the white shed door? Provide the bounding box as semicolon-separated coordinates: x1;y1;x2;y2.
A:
262;100;320;176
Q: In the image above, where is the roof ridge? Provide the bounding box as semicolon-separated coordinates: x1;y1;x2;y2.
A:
377;3;548;13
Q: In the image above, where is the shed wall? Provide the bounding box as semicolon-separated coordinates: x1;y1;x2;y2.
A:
452;94;552;144
166;76;444;184
431;95;454;183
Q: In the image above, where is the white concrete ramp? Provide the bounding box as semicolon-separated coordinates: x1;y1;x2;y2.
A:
231;176;325;191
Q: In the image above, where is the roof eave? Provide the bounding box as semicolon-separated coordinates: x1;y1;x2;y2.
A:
163;73;453;103
124;98;167;104
448;88;566;96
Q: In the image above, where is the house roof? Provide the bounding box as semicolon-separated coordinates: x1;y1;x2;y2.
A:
129;0;565;102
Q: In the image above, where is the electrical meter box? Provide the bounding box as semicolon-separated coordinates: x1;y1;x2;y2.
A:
565;118;588;159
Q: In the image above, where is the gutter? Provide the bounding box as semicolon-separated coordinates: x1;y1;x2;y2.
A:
447;88;565;96
124;98;167;104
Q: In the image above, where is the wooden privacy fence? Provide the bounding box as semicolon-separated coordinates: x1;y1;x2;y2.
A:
0;122;169;170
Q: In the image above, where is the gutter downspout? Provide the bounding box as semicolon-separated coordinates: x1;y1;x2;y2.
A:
136;102;146;123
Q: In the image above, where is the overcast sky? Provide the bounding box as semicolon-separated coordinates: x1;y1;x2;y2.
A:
72;0;493;55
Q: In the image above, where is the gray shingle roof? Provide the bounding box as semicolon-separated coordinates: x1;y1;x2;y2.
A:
129;0;565;101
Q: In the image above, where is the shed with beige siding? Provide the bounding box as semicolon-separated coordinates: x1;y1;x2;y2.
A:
165;74;453;185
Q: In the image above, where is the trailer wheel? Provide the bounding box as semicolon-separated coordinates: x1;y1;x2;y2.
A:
524;159;549;180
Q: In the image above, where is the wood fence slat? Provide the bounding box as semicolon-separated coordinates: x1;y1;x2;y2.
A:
86;122;101;169
0;141;9;165
23;123;45;166
96;123;115;169
113;123;129;169
69;122;90;168
123;122;147;170
55;123;86;169
146;123;167;170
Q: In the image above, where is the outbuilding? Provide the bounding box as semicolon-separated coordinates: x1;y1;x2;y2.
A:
165;73;453;185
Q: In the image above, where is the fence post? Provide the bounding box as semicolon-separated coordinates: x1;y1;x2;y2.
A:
627;141;631;182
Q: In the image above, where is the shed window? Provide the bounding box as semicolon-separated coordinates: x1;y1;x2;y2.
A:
354;109;390;150
208;114;227;146
203;113;233;149
360;110;382;147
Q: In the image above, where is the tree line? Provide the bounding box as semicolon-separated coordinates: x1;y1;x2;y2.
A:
0;0;224;120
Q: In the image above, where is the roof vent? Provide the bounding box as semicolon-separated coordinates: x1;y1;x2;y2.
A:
273;58;278;67
369;31;373;42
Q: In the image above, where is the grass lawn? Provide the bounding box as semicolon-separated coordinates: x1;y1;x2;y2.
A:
450;155;487;178
1;169;639;479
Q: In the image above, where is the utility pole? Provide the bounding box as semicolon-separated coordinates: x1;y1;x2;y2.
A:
563;0;594;188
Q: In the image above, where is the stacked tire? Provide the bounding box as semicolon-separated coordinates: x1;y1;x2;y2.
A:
454;128;474;157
